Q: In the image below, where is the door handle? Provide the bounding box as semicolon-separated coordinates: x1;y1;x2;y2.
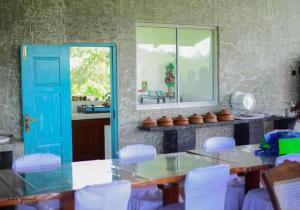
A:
24;114;38;132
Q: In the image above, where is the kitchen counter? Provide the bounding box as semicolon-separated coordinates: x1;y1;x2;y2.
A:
72;113;110;120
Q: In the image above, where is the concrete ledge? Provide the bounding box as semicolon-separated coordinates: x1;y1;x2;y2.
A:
0;137;23;159
138;116;295;132
0;137;21;152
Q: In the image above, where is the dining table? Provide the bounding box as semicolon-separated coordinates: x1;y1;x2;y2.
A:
0;144;276;209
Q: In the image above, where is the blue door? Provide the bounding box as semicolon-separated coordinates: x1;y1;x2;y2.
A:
21;45;72;163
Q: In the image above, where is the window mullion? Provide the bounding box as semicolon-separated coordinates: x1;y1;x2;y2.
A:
175;27;180;104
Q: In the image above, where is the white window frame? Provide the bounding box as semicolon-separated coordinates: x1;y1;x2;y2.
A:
136;23;219;110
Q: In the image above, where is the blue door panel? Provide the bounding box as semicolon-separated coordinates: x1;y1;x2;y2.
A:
34;57;61;86
21;45;72;163
36;92;62;139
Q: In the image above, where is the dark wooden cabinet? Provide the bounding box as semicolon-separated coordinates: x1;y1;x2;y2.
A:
72;118;110;162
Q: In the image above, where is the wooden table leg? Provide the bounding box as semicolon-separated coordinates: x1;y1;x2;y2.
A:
61;194;74;210
245;170;260;193
161;183;179;205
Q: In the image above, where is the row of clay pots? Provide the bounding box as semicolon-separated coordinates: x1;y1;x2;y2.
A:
142;109;234;128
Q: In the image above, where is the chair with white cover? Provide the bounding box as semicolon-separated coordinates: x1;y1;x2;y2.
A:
118;144;158;163
293;121;300;132
203;136;236;152
204;137;245;210
118;144;163;210
262;160;300;210
158;164;230;210
242;153;300;210
12;153;61;210
75;180;131;210
275;154;300;166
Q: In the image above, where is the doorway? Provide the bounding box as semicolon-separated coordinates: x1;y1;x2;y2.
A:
68;44;118;161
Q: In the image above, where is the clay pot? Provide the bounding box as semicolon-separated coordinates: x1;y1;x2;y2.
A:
142;116;156;128
216;109;234;121
188;114;204;124
157;116;174;127
204;112;218;123
174;115;189;126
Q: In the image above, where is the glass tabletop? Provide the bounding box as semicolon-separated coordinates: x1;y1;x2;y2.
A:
0;147;276;204
0;160;146;198
0;169;35;197
187;144;276;172
0;178;19;199
114;153;227;182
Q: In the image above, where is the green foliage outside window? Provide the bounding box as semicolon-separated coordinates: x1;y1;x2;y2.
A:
70;47;111;101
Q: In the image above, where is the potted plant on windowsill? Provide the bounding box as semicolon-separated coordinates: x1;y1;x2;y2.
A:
164;63;175;97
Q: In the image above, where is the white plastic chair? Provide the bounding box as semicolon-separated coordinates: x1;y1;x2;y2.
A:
118;144;163;210
13;153;61;210
159;164;230;210
242;153;300;210
75;180;131;210
204;137;245;210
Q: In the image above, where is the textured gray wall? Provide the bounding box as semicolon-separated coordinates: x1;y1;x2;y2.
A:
0;0;300;153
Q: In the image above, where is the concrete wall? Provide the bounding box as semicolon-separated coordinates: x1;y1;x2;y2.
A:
0;0;300;153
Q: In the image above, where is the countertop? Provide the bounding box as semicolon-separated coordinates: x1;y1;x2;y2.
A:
72;112;110;120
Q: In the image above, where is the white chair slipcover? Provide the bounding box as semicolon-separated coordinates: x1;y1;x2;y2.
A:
275;153;300;166
118;144;157;163
242;188;273;210
204;137;245;210
75;180;131;210
293;121;300;131
13;153;61;173
13;153;61;210
242;153;300;210
203;136;236;152
118;144;163;210
159;164;230;210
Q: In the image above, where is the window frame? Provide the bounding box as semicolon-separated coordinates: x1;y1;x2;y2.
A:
136;23;219;110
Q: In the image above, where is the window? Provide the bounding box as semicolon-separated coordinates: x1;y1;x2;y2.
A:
136;24;218;110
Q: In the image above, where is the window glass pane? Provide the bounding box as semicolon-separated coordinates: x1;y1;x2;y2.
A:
178;29;214;102
136;26;177;105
